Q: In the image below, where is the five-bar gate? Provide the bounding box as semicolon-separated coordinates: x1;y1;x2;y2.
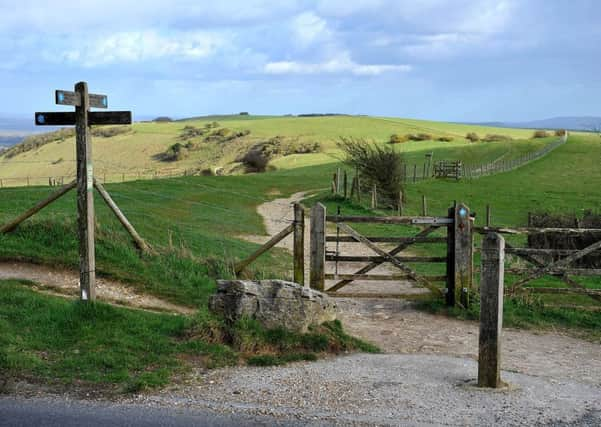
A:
309;203;474;307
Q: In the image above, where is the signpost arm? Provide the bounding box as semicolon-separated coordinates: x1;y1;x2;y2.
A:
75;81;96;301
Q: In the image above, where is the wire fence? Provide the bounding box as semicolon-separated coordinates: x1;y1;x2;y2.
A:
463;132;568;179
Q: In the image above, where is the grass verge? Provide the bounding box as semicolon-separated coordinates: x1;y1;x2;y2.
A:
0;280;379;394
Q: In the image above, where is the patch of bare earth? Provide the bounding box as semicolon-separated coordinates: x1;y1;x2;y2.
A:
0;261;195;315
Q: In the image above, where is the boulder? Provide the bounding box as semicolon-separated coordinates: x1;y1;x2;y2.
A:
209;280;337;333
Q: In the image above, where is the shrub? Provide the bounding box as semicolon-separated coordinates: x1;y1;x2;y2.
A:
240;150;269;173
179;126;207;140
91;126;131;138
532;130;549;138
465;132;479;142
153;116;173;122
389;134;407;144
337;137;405;208
437;136;454;142
482;134;512;142
554;129;567;136
406;133;432;141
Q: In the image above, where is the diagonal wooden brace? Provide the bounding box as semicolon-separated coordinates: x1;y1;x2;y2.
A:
329;226;438;292
336;223;443;296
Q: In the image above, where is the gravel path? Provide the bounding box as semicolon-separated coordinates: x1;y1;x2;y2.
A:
132;354;601;426
0;261;195;315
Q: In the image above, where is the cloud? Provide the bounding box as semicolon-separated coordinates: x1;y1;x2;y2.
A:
291;11;332;47
264;52;411;76
51;31;227;67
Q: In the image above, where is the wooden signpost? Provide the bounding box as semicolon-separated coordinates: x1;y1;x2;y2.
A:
26;81;141;302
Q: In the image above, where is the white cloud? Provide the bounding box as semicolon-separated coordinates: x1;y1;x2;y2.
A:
52;31;226;67
264;52;411;76
292;12;332;47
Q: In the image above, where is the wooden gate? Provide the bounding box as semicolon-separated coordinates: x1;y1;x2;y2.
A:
475;225;601;306
309;203;474;307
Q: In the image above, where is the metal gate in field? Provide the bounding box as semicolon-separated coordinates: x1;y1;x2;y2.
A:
309;203;474;307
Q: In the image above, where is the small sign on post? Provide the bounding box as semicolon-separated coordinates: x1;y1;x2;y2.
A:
35;82;132;302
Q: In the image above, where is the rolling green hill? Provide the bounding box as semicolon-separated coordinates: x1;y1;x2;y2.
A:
0;115;546;186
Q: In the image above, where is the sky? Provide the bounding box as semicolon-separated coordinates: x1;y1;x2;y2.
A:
0;0;599;122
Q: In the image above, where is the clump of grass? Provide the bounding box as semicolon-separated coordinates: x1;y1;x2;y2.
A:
532;130;550;138
389;134;408;144
466;132;479;142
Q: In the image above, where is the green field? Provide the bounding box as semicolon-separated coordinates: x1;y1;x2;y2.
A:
0;115;542;186
1;115;599;389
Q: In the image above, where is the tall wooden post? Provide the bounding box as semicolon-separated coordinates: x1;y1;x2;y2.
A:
446;206;455;306
343;170;348;199
310;203;326;291
336;167;341;194
453;203;473;307
371;184;377;209
293;203;305;286
486;204;491;227
422;195;427;216
397;191;403;216
75;82;96;301
478;232;505;388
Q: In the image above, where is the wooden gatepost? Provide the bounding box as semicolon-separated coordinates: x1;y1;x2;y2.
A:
446;203;474;307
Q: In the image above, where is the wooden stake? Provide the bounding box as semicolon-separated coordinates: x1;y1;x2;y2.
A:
478;233;505;388
343;170;348;199
422;195;427;216
446;206;455;306
413;164;417;183
293;203;305;286
486;204;491;227
310;203;326;291
93;180;153;254
454;203;473;307
75;81;95;302
397;191;403;216
0;180;76;233
371;184;377;209
336;167;341;194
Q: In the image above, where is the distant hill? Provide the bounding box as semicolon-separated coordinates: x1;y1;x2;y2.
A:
470;116;601;131
0;135;24;149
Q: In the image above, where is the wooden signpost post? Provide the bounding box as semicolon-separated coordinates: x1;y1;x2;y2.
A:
31;82;134;302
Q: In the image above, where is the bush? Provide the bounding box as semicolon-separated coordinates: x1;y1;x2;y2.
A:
337;137;405;208
389;134;407;144
153;116;173;122
465;132;479;142
554;129;567;136
240;150;269;173
532;130;549;138
91;126;131;138
406;133;432;141
482;134;512;142
437;136;454;142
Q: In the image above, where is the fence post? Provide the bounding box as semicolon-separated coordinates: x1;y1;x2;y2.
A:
454;203;473;307
397;191;403;216
371;184;377;209
422;195;427;216
293;203;305;286
310;203;326;291
413;164;417;183
336;167;341;194
486;204;491;227
446;206;455;306
478;232;505;388
356;174;361;203
343;170;348;199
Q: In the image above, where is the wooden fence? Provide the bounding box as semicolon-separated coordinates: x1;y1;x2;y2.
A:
474;225;601;305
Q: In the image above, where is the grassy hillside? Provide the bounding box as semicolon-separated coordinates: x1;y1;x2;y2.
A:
0;115;544;186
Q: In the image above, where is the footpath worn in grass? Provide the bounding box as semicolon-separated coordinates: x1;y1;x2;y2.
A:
0;280;377;393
